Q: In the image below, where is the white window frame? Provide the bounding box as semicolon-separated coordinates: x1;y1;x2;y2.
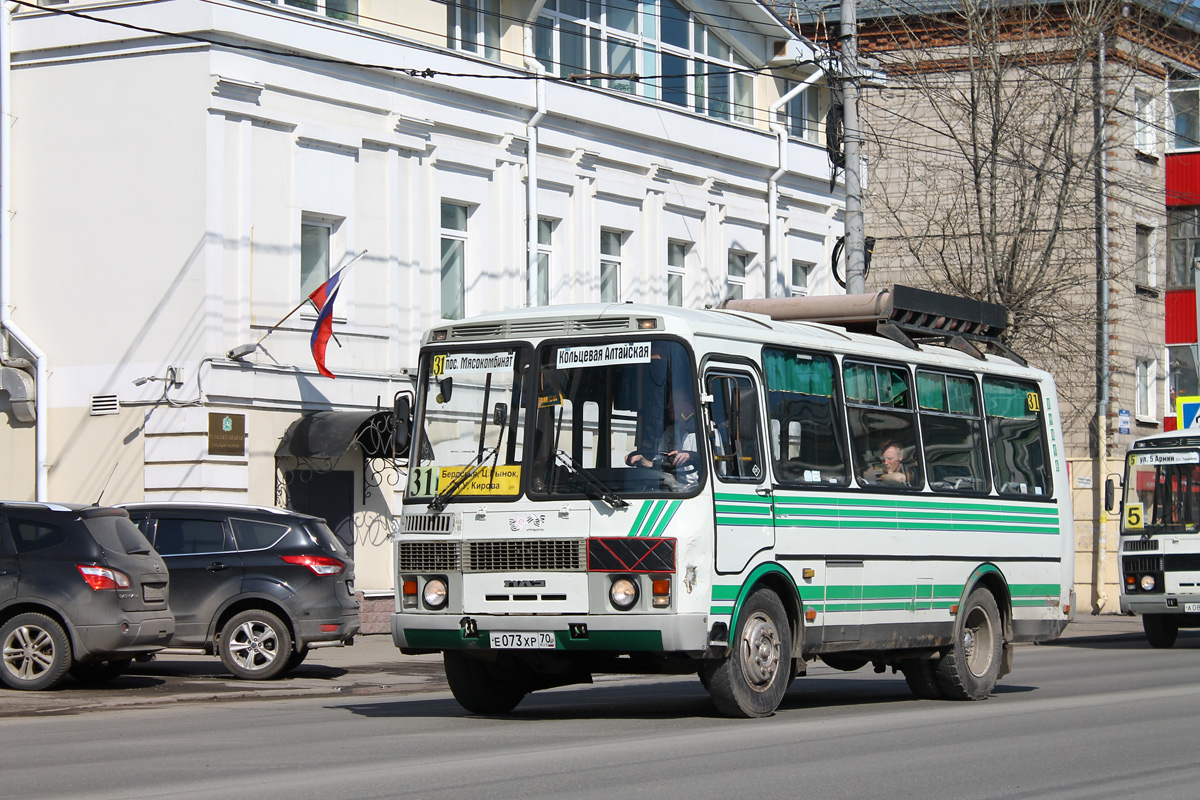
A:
440;201;469;321
600;228;624;303
1135;89;1156;155
535;217;554;307
667;240;688;307
1136;224;1156;288
1168;79;1200;152
282;0;357;22
779;80;820;144
790;259;813;297
300;219;332;300
727;250;748;301
447;0;501;60
1137;357;1158;422
535;0;752;123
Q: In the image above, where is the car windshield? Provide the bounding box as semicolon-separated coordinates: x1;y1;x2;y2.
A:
529;338;704;498
406;346;531;505
1124;449;1200;533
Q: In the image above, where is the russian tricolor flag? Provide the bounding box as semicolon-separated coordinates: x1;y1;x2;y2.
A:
308;266;347;379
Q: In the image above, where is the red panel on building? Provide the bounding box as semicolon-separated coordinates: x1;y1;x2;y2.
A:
1167;289;1197;344
1167;152;1200;207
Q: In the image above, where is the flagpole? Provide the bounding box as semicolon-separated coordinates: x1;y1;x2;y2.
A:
230;250;366;358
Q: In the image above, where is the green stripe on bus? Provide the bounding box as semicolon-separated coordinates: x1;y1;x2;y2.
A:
638;501;668;538
715;493;774;504
714;504;773;515
627;502;653;537
772;495;1059;515
648;500;682;538
712;585;741;601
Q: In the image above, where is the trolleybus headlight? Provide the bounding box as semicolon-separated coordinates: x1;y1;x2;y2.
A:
610;577;639;610
423;577;449;609
1140;574;1156;592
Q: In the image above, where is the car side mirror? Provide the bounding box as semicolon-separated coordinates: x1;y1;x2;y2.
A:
393;394;412;457
1105;477;1116;513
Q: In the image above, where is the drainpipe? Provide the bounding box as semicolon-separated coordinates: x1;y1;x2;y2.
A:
523;26;546;308
1093;30;1109;613
1;1;48;501
768;71;821;299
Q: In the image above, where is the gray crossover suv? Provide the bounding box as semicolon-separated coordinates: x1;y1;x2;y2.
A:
121;503;359;679
0;502;174;690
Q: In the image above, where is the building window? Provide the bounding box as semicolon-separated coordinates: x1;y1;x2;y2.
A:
283;0;358;22
536;0;752;123
1136;224;1155;287
447;0;501;59
1137;358;1158;421
779;80;820;143
535;217;553;306
1169;345;1199;417
441;202;468;320
600;229;623;303
727;250;748;300
1169;77;1200;152
1135;89;1156;154
1167;208;1200;288
300;221;331;298
790;260;812;297
667;240;688;306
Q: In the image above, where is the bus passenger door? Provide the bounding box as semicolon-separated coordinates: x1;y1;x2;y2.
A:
705;368;775;574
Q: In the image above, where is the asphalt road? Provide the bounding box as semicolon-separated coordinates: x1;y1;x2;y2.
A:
3;617;1198;800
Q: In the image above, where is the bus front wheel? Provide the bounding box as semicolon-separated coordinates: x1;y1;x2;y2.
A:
936;587;1002;700
702;588;792;718
1143;614;1178;649
443;651;530;714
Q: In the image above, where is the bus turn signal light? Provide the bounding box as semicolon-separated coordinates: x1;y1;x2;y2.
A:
652;578;671;607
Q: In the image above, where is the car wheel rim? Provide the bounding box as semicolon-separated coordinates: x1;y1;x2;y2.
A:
739;610;782;693
227;621;280;672
963;605;994;678
3;625;56;681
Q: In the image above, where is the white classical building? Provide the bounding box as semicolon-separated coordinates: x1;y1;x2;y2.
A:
0;0;843;619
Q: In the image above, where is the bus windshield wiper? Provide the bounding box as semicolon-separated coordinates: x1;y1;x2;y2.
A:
554;449;629;509
429;446;497;512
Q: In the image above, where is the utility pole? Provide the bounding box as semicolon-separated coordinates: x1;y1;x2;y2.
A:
841;0;866;295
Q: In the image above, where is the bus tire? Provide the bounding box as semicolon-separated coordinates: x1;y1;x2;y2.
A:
1143;614;1178;649
935;587;1002;700
443;651;529;714
702;588;792;718
900;658;945;700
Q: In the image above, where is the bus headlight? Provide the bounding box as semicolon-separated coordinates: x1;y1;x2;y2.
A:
1140;574;1156;592
423;577;449;609
610;577;639;610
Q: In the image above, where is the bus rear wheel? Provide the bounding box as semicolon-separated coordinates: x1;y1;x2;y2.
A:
702;588;792;718
443;651;530;714
935;587;1002;700
900;658;945;699
1143;614;1178;648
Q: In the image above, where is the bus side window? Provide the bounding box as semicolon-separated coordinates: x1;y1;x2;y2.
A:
844;361;923;490
762;348;850;487
707;373;764;482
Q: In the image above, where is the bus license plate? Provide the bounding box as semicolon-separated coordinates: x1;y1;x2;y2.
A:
1185;603;1200;613
489;631;556;649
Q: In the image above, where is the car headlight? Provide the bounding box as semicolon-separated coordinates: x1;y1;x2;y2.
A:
1140;574;1156;592
610;577;639;610
423;577;448;609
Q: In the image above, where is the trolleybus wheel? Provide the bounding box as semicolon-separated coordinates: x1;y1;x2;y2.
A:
899;658;945;700
702;588;792;718
935;587;1002;700
443;651;530;714
1143;614;1178;649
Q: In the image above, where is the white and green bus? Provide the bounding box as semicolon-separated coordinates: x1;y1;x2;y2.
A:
1116;429;1200;647
392;287;1075;717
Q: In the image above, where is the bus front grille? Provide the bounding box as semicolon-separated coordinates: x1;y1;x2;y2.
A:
401;514;456;534
398;541;461;571
1123;539;1160;551
1123;555;1164;574
465;540;586;572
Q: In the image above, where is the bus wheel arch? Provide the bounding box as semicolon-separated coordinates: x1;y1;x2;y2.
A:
937;580;1006;700
729;565;804;658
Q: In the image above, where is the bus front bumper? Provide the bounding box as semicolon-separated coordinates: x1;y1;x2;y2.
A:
391;612;710;654
1120;593;1200;616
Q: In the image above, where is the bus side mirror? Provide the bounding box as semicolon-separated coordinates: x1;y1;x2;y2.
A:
393;394;412;457
1104;478;1116;513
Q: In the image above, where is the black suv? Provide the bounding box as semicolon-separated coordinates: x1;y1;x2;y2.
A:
0;502;174;690
120;503;359;679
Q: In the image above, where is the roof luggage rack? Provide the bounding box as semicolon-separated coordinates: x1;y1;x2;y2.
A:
718;284;1021;365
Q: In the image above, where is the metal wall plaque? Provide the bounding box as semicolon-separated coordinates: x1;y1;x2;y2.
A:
208;412;246;456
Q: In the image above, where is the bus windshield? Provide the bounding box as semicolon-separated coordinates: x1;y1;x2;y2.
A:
529;339;704;498
1124;449;1200;533
408;347;530;505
